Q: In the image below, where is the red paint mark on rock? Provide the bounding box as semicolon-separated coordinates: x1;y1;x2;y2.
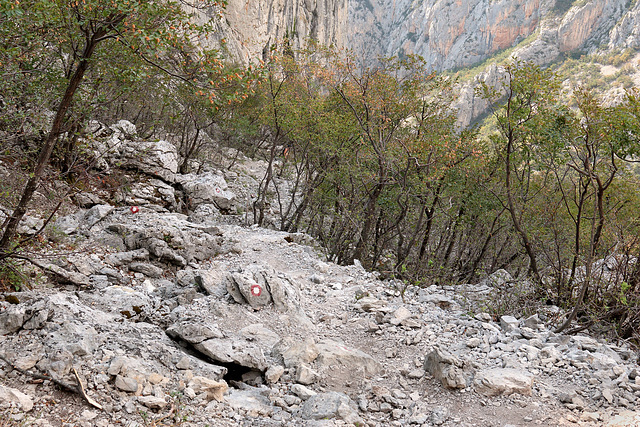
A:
251;285;262;297
130;206;140;214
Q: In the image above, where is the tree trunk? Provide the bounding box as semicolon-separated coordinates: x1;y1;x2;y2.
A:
504;127;542;285
0;35;100;254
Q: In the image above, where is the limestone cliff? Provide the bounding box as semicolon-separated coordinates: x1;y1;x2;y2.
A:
206;0;348;63
214;0;640;71
348;0;634;71
348;0;552;70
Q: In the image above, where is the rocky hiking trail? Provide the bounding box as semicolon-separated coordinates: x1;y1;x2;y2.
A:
0;121;639;427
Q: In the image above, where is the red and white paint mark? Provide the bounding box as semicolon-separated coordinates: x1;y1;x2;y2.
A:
215;187;221;194
251;285;262;297
130;206;140;214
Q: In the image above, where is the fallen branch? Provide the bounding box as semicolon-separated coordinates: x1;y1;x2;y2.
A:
73;367;103;410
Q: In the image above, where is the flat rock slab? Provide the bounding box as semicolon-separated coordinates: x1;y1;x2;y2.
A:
316;339;382;377
607;410;640;426
194;338;267;370
299;391;361;424
474;368;534;396
225;388;273;416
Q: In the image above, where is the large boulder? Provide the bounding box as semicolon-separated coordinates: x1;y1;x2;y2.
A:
226;264;302;313
474;368;534;396
167;321;269;371
315;339;382;378
118;139;178;183
104;210;224;266
54;204;114;235
424;347;467;389
194;338;267;371
176;172;236;211
117;179;177;209
88;121;178;182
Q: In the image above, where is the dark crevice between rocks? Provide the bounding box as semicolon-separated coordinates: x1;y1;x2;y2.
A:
165;331;264;388
218;362;261;388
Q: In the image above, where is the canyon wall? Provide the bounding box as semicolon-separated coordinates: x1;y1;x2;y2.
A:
214;0;640;69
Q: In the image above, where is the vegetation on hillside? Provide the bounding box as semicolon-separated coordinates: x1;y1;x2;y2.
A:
242;49;640;339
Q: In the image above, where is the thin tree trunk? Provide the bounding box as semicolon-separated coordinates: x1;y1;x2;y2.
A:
504;127;542;284
0;34;101;253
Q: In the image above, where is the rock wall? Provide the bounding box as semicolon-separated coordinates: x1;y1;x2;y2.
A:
348;0;635;71
201;0;348;63
212;0;639;71
609;0;640;49
348;0;552;70
557;0;629;53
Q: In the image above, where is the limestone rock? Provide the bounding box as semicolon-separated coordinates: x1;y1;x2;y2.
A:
0;305;26;335
500;315;520;333
424;347;467;389
299;391;361;424
121;179;176;209
104;249;150;267
224;387;272;416
118;140;178;183
129;262;164;278
108;211;223;265
166;322;225;344
291;384;317;400
115;375;139;393
240;324;280;348
211;0;347;66
356;296;388;312
273;338;319;368
188;376;228;401
138;395;168;410
194;338;267;370
264;365;285;384
194;269;229;298
101;286;149;319
176;172;236;211
0;385;33;412
390;306;412;325
315;339;382;377
15;214;44;236
607;410;640;426
227;265;302;312
229;269;271;309
474;368;534;396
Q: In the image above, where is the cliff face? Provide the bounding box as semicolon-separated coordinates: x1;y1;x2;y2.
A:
348;0;636;71
609;0;640;49
216;0;640;71
556;0;628;52
208;0;348;63
348;0;552;70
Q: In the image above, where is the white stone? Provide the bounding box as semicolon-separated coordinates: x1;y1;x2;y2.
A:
474;368;534;396
0;385;33;412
